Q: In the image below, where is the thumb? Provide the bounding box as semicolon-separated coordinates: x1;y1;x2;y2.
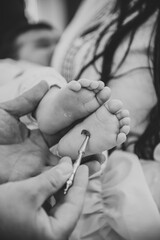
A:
26;157;73;207
0;80;49;117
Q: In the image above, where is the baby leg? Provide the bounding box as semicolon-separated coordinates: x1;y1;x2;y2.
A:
37;79;111;134
55;99;130;159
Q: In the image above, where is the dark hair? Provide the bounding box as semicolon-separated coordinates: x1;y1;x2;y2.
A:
76;0;160;160
0;22;53;59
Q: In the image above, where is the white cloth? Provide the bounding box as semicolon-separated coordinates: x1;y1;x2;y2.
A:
70;151;160;240
0;59;66;102
51;0;160;239
0;59;66;128
52;0;157;144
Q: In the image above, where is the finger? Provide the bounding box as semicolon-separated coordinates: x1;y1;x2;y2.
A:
23;157;73;207
82;153;106;164
49;165;89;239
82;154;105;175
84;160;101;176
46;153;60;167
0;81;49;117
32;157;73;207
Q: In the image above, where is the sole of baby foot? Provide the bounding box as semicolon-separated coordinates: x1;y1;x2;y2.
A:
40;79;111;134
56;99;130;159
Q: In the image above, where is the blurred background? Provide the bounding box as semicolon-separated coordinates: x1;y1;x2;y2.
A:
25;0;83;32
0;0;83;65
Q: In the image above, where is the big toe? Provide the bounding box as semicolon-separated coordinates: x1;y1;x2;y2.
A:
68;80;81;91
104;99;123;114
96;86;111;104
120;125;130;135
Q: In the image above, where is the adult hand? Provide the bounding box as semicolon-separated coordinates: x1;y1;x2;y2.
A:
0;81;59;183
0;158;89;240
0;81;104;183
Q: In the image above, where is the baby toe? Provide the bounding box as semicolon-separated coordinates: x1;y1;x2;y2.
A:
105;99;123;114
68;80;81;91
120;125;130;135
96;87;111;104
90;81;99;90
117;132;127;145
120;117;130;127
78;78;92;87
117;109;130;120
97;81;105;90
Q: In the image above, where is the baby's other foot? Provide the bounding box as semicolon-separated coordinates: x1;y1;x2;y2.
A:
55;99;130;159
38;78;111;134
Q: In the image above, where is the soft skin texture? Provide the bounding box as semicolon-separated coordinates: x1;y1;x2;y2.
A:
51;0;160;239
0;158;89;240
0;80;103;183
0;80;61;183
0;81;106;240
56;99;130;159
36;78;111;134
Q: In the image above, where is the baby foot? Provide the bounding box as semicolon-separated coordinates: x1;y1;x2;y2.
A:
55;99;130;159
38;78;111;134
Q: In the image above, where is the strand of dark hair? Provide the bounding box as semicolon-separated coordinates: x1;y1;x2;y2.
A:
135;9;160;159
76;0;160;159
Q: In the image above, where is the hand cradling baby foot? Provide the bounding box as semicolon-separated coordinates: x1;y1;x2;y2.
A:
54;99;130;159
36;78;111;134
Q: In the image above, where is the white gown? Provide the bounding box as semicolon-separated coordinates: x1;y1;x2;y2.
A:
0;1;159;238
51;0;160;239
